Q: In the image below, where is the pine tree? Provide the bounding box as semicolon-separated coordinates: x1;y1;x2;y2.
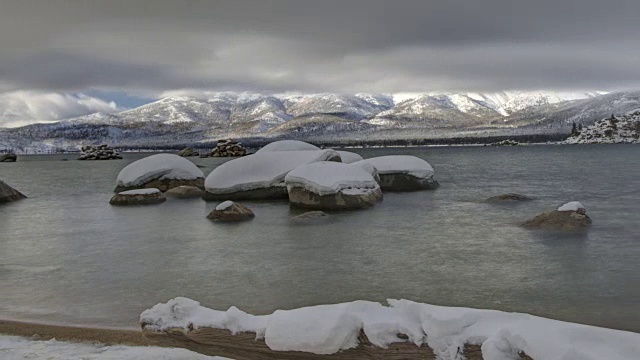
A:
571;122;577;135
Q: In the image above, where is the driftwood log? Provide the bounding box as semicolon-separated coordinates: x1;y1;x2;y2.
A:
141;326;533;359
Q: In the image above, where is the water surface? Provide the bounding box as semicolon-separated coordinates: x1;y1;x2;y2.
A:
1;145;638;332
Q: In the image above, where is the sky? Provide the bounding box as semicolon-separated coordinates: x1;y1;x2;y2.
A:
1;0;640;126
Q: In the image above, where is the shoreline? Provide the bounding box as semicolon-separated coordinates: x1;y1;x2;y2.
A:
0;319;154;347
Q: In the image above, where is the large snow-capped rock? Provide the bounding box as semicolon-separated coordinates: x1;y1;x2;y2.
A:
352;155;439;191
285;162;382;210
203;149;341;200
256;140;320;153
114;154;205;192
0;180;26;204
564;111;640;144
335;151;363;164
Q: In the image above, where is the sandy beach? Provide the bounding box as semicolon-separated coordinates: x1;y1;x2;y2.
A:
0;319;152;347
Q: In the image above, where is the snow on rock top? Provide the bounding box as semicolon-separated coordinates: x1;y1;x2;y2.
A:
116;154;204;188
557;201;585;212
204;149;339;194
215;200;234;211
119;188;161;195
352;155;435;178
141;297;640;360
335;150;363;164
256;140;320;153
285;162;379;196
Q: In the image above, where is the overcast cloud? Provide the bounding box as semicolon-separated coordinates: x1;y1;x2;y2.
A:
1;0;640;125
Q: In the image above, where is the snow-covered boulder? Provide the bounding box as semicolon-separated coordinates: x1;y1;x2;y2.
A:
285;162;382;210
0;180;26;204
203;149;340;200
352;155;439;191
485;193;534;202
109;188;166;206
207;201;255;222
164;185;204;199
335;151;363;164
522;201;592;231
256;140;320;154
114;154;205;193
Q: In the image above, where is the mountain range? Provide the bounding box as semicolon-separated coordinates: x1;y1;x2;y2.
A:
1;90;639;152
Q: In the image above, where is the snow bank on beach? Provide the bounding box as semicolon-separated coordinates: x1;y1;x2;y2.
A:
0;335;227;360
116;154;204;188
141;297;640;360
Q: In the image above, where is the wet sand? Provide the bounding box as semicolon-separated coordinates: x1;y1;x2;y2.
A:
0;319;155;346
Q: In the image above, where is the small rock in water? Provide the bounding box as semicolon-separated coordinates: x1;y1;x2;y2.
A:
164;186;204;199
0;180;27;203
291;211;330;223
109;188;166;206
485;193;534;202
522;201;592;231
207;201;255;222
0;153;17;162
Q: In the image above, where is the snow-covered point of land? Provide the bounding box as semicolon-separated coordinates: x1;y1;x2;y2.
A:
256;140;320;153
0;335;227;360
140;297;640;360
564;111;640;144
285;162;379;196
204;149;339;194
557;201;585;212
116;154;204;188
215;200;234;211
335;150;364;164
118;188;161;195
352;155;435;179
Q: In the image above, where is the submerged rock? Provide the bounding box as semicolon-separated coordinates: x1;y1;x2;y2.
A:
207;201;255;222
0;180;26;203
114;154;205;192
285;162;382;210
0;153;17;162
486;193;534;202
290;211;330;223
109;188;166;206
352;155;439;191
522;201;592;231
177;147;199;157
164;186;205;199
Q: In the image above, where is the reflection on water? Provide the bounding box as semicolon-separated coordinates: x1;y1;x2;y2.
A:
0;145;639;332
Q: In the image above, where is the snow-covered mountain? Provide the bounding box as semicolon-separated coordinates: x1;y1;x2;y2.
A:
1;90;638;152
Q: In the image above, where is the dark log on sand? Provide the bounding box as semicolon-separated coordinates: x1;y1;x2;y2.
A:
141;327;533;360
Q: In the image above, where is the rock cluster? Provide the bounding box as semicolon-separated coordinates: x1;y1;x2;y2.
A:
0;153;17;162
490;139;520;146
209;139;248;157
78;145;122;160
177;148;199;157
0;180;26;203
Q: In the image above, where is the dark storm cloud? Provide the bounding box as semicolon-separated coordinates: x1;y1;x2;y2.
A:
1;0;640;95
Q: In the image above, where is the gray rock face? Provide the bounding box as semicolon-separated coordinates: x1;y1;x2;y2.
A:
522;210;592;231
207;202;255;222
0;153;17;162
485;193;534;202
109;189;166;206
0;180;26;203
164;186;205;199
378;173;439;191
288;187;383;211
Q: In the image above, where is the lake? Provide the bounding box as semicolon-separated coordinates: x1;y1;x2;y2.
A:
1;145;639;332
